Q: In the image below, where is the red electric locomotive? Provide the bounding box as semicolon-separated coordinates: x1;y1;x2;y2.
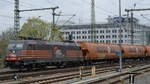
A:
5;40;83;69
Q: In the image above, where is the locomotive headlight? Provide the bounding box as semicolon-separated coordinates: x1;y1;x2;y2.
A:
12;51;15;54
6;58;9;60
9;52;16;57
11;51;16;57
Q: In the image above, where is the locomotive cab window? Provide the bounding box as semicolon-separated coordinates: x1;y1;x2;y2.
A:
8;43;23;50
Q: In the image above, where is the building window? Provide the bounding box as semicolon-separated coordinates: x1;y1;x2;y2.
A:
100;30;102;33
119;40;123;43
106;40;108;43
85;31;87;34
81;31;87;34
82;36;84;39
106;35;111;38
112;29;117;33
88;36;90;39
100;35;104;39
106;30;108;33
79;36;81;39
71;31;75;34
112;40;117;43
82;31;84;34
118;35;123;38
85;36;87;39
106;35;108;38
106;30;110;33
96;36;98;39
79;31;81;34
96;30;99;33
100;30;104;33
100;36;102;39
106;40;111;43
118;29;123;33
112;30;114;33
112;35;117;38
88;30;91;34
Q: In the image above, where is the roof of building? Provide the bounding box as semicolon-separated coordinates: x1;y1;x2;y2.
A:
59;23;150;30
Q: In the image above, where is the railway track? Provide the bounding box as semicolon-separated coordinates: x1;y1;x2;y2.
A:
2;61;149;84
102;66;150;84
0;62;119;81
19;66;118;84
74;62;150;84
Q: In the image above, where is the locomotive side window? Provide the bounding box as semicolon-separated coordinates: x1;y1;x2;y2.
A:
27;44;36;50
27;44;32;50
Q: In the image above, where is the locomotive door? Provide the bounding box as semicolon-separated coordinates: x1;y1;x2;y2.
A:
54;45;65;59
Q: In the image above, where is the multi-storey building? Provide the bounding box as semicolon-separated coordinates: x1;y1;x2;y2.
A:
60;17;150;45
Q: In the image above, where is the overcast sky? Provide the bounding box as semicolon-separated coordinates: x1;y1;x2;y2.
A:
0;0;150;34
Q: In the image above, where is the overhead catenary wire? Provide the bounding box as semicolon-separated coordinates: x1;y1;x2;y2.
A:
5;0;52;13
81;0;114;15
0;0;13;4
45;0;57;6
62;14;76;25
2;0;31;8
56;11;62;24
141;14;150;22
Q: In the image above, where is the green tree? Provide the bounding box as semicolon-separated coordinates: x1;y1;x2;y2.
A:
19;17;63;41
2;28;16;40
0;40;8;68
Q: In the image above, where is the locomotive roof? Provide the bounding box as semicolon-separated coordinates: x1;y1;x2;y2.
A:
9;40;80;46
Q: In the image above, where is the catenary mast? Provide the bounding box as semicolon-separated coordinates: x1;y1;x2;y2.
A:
91;0;96;42
14;0;20;39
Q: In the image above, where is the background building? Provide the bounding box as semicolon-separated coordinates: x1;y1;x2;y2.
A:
60;16;150;45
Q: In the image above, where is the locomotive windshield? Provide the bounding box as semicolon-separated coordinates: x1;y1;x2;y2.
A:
8;43;23;50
